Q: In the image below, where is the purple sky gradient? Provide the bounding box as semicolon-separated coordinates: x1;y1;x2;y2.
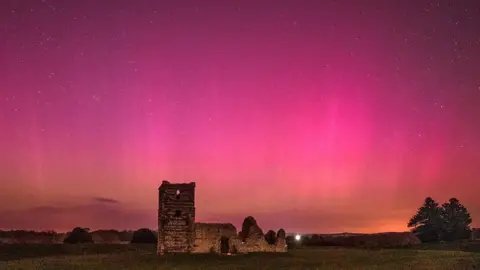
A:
1;0;480;233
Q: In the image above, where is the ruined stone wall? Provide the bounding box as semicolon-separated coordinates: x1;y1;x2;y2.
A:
234;216;287;253
192;223;237;253
232;233;286;253
157;181;196;254
157;182;286;255
191;221;286;254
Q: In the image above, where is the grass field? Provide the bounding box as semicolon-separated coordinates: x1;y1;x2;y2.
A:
1;244;480;269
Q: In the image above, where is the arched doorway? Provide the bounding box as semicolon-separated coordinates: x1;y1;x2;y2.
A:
220;236;229;254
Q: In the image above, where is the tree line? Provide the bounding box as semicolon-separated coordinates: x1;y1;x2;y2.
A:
289;196;475;248
64;227;157;244
1;197;474;246
407;197;473;242
0;228;157;244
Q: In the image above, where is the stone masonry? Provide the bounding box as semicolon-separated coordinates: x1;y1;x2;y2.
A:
157;181;196;254
157;181;287;255
192;223;237;253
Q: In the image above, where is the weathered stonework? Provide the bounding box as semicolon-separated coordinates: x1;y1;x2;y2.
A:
234;217;287;253
157;181;196;254
192;223;237;253
275;229;288;252
157;181;287;255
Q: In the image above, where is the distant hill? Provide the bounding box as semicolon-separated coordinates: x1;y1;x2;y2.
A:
287;232;366;237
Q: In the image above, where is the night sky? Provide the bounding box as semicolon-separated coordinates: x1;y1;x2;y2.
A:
1;0;480;233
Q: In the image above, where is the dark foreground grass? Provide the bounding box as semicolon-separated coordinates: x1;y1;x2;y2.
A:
1;244;480;269
0;243;144;261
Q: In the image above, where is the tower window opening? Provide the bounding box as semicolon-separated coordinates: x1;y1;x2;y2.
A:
175;210;181;217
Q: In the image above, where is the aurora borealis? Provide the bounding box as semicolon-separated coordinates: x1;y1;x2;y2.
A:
1;0;480;233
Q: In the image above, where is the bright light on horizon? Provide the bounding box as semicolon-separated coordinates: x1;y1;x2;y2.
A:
295;234;301;241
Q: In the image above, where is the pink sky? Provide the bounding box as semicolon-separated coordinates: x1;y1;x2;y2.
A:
1;0;480;233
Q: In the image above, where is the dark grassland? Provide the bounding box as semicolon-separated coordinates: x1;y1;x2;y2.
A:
1;243;480;269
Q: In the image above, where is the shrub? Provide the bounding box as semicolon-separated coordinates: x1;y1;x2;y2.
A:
64;227;93;244
118;230;134;242
286;235;297;248
131;228;156;244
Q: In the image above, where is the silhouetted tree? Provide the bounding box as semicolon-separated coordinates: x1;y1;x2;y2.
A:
64;227;93;244
285;235;297;248
408;197;443;242
131;228;156;244
306;234;322;246
440;198;472;241
409;197;474;242
264;230;276;245
118;230;134;242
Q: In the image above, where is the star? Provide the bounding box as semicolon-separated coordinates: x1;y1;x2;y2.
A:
1;0;480;234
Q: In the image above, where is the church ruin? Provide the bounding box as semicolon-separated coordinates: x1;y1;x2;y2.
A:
157;180;287;255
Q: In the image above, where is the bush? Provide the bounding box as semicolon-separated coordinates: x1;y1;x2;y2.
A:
286;235;297;249
118;230;134;242
64;227;93;244
131;228;156;244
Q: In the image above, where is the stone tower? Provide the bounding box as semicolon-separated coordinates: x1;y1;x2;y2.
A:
157;180;196;255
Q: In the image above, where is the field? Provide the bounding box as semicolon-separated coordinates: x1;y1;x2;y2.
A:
1;244;480;269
